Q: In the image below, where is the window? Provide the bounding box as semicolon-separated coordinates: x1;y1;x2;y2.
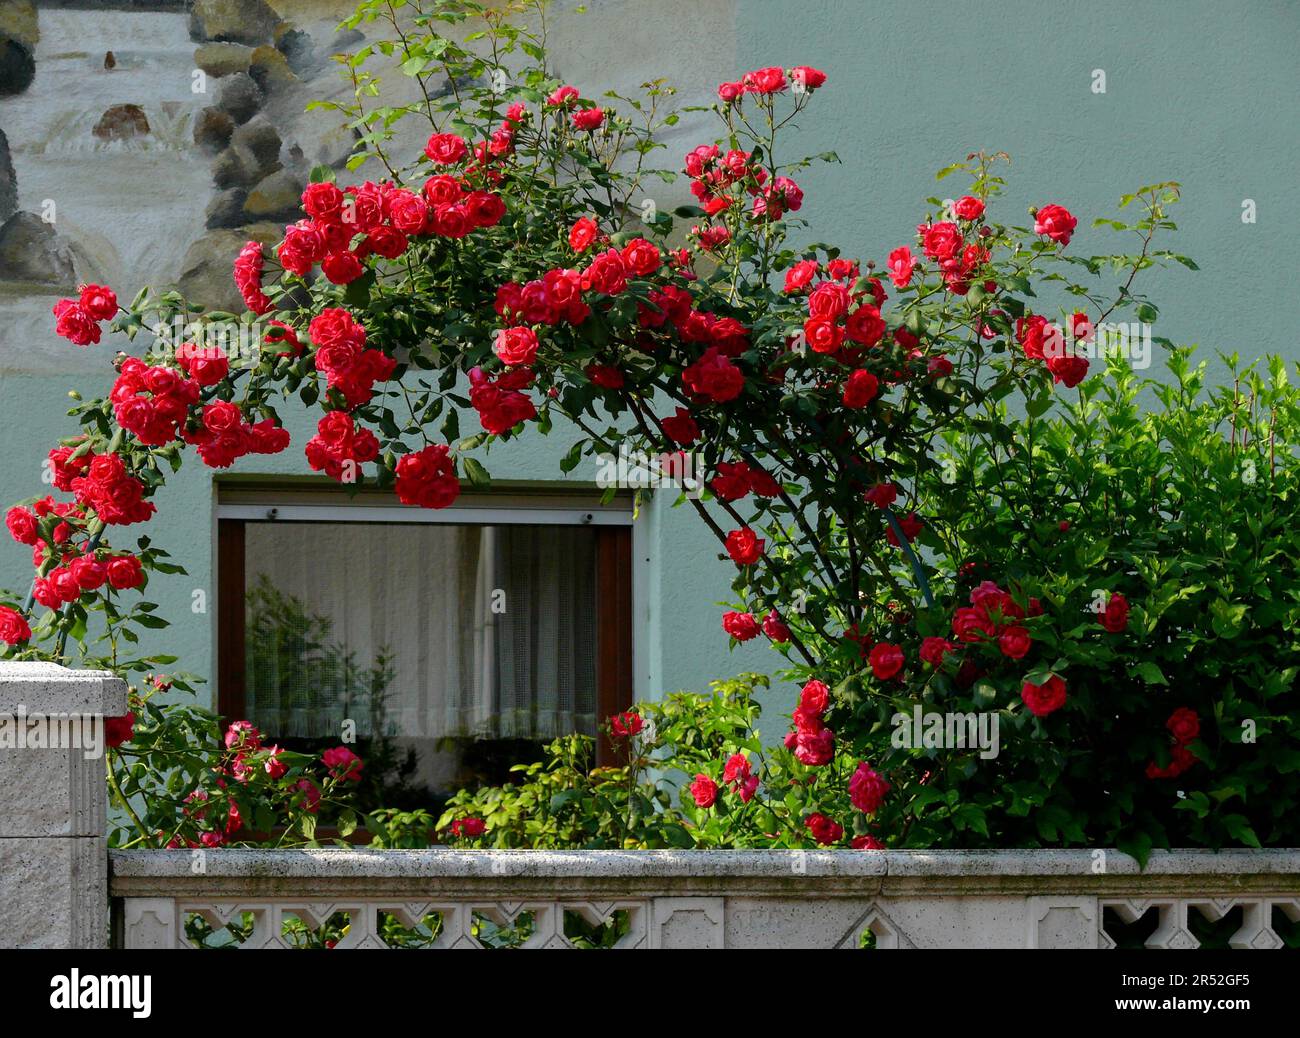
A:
216;488;634;808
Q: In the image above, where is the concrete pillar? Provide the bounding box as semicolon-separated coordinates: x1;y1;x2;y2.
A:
0;661;126;948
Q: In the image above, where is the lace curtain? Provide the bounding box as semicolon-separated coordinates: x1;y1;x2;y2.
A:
242;521;598;743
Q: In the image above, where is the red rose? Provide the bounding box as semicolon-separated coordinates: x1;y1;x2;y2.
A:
301;182;345;222
742;66;787;95
795;726;834;766
1033;204;1077;245
952;196;985;221
717;81;745;103
848;761;891;814
845;305;885;347
682;347;744;402
763;609;791;643
842;369;879;408
799;679;829;715
920;221;962;261
0;606;32;645
571;107;605;130
69;554;108;590
53;300;101;346
790;66;827;90
621;237;661;277
493;326;539;366
863;482;897;509
1021;674;1067;718
610;710;644;739
852;835;885;850
998;626;1032;659
725;527;764;566
103;712;135;748
106;554;144;590
784;259;819;293
887;246;916;288
952;606;995;643
322;745;364;782
569;217;598;252
804;812;843;845
1047;353;1090;388
424;132;468;164
546;85;580;106
449;816;486;837
1099;591;1130;632
6;506;38;545
868;642;904;680
919;636;956;667
722;610;759;641
78;284;118;322
394;444;460;510
802;316;844;354
1166;707;1200;745
690;773;719;808
660;406;699;445
807;281;851;319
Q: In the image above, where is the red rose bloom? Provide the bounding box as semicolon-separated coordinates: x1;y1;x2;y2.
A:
842;369;879;408
790;66;827;90
322;745;364;782
78;284;118;321
1166;707;1200;745
569;216;599;252
784;259;819;293
722;610;759;641
449;816;486;838
868;642;905;680
852;835;885;850
690;773;719;808
804;812;843;845
610;710;644;739
952;196;985;221
571;107;605;131
103;712;135;748
0;606;32;645
998;626;1032;660
1021;674;1067;718
660;406;699;445
1099;591;1130;632
424;132;468;164
394;444;460;510
493;326;539;366
725;527;764;566
848;762;891;814
743;66;787;95
1034;203;1077;245
53;299;101;346
887;246;916;288
919;636;956;667
763;609;791;643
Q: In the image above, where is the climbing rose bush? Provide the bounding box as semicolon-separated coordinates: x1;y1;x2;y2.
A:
3;0;1296;857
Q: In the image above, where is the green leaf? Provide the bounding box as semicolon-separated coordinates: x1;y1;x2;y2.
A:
461;456;490;488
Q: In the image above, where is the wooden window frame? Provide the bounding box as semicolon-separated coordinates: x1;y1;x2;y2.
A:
217;513;633;767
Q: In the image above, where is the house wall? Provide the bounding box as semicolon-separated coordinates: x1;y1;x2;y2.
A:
1;0;1296;728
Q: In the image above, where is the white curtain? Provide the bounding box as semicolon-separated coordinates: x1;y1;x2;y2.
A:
243;522;597;743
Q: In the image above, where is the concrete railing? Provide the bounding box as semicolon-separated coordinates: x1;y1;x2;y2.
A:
110;847;1300;949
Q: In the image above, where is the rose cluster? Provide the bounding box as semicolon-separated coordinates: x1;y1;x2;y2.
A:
52;284;117;347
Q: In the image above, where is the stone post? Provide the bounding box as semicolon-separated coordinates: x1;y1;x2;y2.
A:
0;661;127;948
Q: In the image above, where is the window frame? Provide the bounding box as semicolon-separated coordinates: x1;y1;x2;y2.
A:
215;490;636;767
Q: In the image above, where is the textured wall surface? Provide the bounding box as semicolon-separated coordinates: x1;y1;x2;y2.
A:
0;0;1295;727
